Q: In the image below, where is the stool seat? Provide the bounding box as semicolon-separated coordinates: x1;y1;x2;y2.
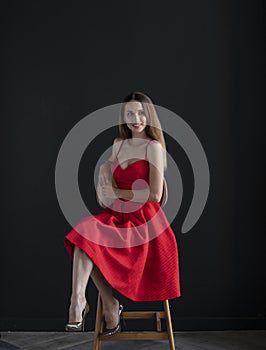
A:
93;293;176;350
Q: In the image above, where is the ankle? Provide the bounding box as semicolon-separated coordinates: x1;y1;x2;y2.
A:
70;294;86;307
102;296;118;311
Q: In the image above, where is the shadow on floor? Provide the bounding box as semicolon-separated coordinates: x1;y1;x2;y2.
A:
0;331;266;350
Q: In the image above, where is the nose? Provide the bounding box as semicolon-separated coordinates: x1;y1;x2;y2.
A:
131;113;141;122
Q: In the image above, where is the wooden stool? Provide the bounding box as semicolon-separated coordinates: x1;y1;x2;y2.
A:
93;293;176;350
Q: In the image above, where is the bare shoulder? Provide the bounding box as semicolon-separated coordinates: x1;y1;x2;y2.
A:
149;139;161;145
112;137;122;147
148;139;163;151
106;137;123;162
147;140;164;159
111;137;123;154
114;137;122;143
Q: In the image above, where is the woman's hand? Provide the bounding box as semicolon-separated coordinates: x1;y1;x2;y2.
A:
101;185;120;200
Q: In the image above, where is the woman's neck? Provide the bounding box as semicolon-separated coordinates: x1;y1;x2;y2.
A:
127;136;151;146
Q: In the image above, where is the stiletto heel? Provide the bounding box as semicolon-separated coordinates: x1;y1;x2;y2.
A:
100;303;124;338
121;312;126;329
65;302;90;332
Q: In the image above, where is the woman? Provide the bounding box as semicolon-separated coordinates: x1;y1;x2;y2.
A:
64;91;181;337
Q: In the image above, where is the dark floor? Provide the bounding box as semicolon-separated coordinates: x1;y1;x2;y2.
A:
0;331;266;350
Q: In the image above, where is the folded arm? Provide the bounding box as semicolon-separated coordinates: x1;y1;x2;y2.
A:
102;140;164;203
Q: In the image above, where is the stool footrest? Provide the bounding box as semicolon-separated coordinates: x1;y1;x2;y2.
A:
93;294;176;350
122;311;166;319
99;331;169;341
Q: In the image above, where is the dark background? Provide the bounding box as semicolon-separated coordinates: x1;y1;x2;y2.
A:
0;0;265;331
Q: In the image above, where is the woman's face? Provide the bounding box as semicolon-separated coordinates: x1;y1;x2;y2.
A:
124;101;147;135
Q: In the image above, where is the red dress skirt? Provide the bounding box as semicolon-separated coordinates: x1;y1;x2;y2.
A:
64;156;181;302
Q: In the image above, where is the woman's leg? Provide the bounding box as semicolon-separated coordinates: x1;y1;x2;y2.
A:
91;265;120;328
68;245;93;323
68;245;120;328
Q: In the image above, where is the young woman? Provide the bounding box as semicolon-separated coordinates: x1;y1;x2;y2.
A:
64;91;181;337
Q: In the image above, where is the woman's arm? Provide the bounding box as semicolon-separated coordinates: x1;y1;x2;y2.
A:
96;137;121;207
146;140;164;201
107;137;121;163
98;137;121;186
102;141;164;203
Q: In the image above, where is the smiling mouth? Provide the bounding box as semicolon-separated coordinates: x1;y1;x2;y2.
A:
131;123;143;127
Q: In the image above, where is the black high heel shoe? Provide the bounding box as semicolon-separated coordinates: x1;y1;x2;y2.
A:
100;303;124;338
65;302;90;332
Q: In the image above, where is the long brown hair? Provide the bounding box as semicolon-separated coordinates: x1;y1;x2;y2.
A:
118;91;167;169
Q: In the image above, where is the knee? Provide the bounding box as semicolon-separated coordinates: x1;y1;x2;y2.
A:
74;245;86;255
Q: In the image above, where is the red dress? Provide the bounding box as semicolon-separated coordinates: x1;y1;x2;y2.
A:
64;139;181;301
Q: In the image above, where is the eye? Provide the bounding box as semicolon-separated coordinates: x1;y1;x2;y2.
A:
139;110;145;115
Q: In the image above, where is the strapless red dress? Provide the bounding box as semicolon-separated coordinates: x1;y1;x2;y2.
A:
64;151;181;302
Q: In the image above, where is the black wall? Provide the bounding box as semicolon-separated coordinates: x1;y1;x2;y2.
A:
0;1;265;331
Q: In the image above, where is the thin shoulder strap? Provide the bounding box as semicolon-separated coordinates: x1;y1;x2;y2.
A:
116;139;124;159
145;139;153;160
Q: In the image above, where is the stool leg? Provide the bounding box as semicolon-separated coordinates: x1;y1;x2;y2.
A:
93;294;103;350
163;300;175;350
